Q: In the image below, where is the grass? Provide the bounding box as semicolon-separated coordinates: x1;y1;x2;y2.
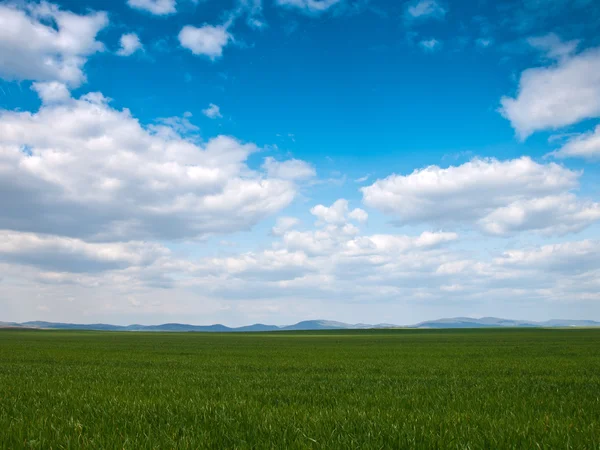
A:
1;328;599;449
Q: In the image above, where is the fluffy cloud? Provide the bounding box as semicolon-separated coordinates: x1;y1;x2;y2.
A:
348;208;368;223
0;230;169;273
218;201;459;282
176;205;463;312
495;240;600;275
262;157;316;180
202;103;222;119
550;125;600;160
203;249;316;282
0;89;305;241
31;81;71;104
500;46;600;139
117;33;143;56
310;199;366;225
406;0;446;19
271;217;300;236
276;0;342;14
0;2;108;86
478;194;600;236
0;200;459;300
127;0;177;15
362;157;599;236
179;25;232;59
3;198;600;323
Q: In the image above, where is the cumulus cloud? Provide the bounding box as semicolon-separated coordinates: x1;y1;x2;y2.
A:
195;204;461;305
478;194;600;236
264;202;458;275
0;200;460;305
500;46;600;139
362;157;599;236
406;0;446;19
178;25;232;59
0;230;169;273
0;2;108;86
202;103;222;119
310;199;365;225
550;125;600;160
0;89;307;241
262;157;316;180
495;240;600;274
127;0;177;15
276;0;342;14
271;217;300;236
117;33;143;56
2;199;599;322
31;82;71;104
203;249;316;282
348;208;368;223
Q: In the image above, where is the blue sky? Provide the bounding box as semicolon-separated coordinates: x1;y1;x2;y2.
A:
1;0;600;326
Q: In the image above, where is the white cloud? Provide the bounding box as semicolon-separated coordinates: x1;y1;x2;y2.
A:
117;33;143;56
478;194;600;236
500;46;600;139
527;33;579;61
127;0;177;15
0;2;108;86
179;25;231;59
310;199;353;225
0;89;305;241
270;202;458;264
362;157;599;236
550;125;600;160
419;39;441;52
348;208;368;223
262;157;316;180
0;201;459;306
31;82;71;104
495;240;600;275
0;230;169;272
204;249;316;282
406;0;446;19
272;217;300;236
202;103;222;119
276;0;342;14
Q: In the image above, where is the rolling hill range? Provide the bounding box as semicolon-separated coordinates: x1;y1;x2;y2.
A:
2;317;599;331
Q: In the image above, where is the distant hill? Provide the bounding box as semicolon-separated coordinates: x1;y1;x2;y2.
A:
3;317;599;332
410;317;600;328
281;320;352;331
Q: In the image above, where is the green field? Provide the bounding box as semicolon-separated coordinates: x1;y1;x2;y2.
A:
1;329;599;449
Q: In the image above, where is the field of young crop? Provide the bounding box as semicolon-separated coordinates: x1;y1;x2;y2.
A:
1;328;599;449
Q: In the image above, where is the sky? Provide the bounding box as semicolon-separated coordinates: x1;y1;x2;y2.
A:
1;0;600;326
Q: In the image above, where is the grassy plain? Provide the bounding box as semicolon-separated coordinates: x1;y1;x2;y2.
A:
0;328;599;449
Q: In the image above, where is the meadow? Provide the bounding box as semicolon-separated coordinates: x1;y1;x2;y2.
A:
1;328;599;449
